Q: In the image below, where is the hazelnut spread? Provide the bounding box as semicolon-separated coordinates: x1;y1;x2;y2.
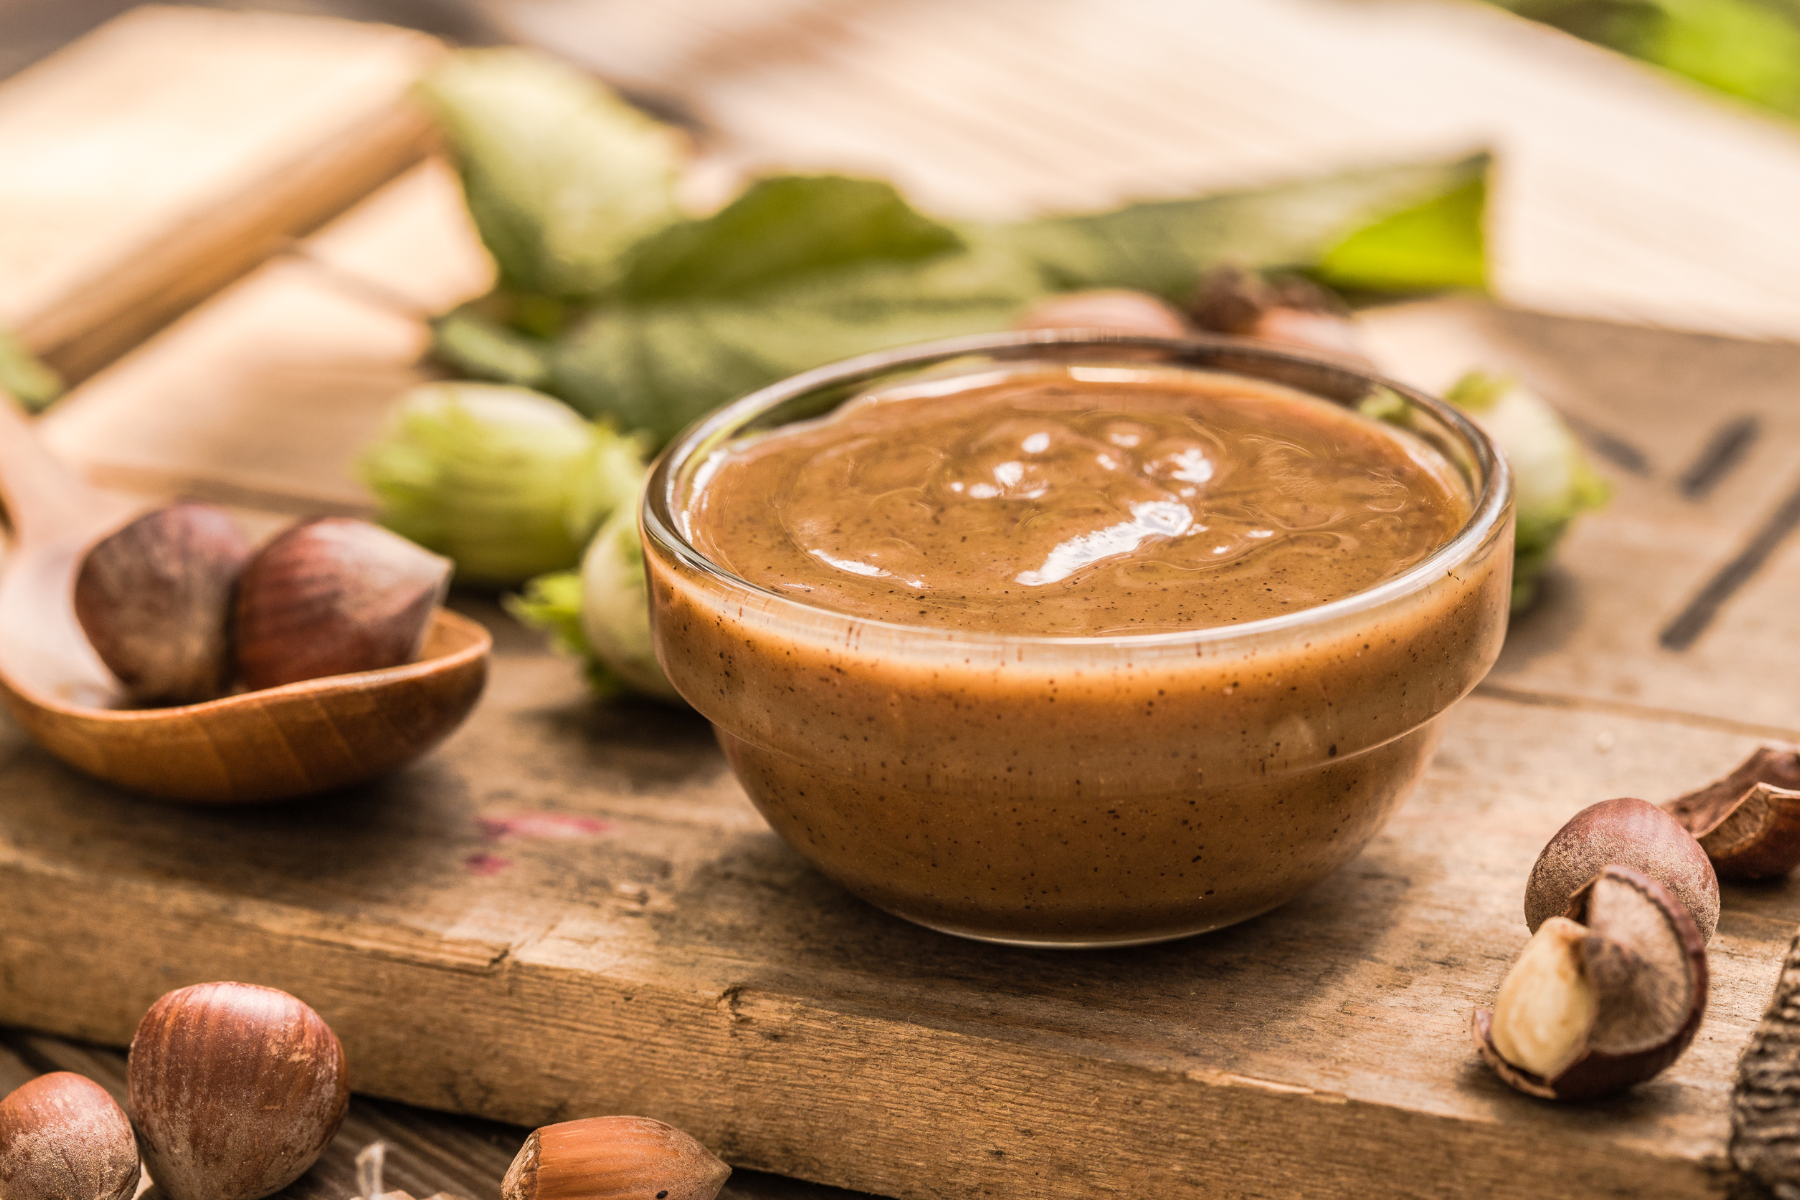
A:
648;356;1512;945
683;368;1469;635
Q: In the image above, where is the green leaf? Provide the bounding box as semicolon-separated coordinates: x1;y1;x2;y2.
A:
418;49;683;298
548;182;1041;440
0;328;65;413
431;307;553;388
617;176;966;301
991;154;1491;301
1315;174;1487;292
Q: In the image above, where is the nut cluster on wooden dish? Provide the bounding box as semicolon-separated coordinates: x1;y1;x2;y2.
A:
75;505;453;707
1475;747;1800;1104
0;981;733;1200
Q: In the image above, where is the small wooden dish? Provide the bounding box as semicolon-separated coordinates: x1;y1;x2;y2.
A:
0;395;489;804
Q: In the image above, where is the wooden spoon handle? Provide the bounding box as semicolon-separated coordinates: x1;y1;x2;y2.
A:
0;390;120;547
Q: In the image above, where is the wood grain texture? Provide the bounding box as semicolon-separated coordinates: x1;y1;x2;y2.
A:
0;6;443;383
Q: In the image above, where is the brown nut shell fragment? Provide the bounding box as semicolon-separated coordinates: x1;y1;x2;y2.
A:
1525;798;1718;943
1188;266;1370;364
1731;926;1800;1195
0;1072;141;1200
1663;745;1800;881
502;1116;730;1200
1475;865;1708;1102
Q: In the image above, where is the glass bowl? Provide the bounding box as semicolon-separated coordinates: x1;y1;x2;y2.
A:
642;331;1514;947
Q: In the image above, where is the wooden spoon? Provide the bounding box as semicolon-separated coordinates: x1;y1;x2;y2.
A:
0;395;490;803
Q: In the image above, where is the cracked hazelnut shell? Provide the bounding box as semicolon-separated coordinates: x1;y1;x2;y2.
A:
234;517;452;691
1663;745;1800;881
128;982;348;1200
0;1071;141;1200
502;1116;730;1200
73;504;252;705
1524;797;1718;943
1475;864;1708;1101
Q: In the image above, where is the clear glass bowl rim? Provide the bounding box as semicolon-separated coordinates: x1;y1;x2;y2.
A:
641;329;1514;651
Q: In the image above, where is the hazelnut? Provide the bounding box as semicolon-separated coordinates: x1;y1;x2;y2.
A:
128;982;349;1200
1014;289;1192;338
234;518;452;691
1524;798;1719;944
0;1072;141;1200
73;504;252;705
502;1116;730;1200
1189;266;1370;363
1474;865;1708;1101
1663;745;1800;881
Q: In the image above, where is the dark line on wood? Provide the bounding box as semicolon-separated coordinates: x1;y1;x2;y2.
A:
1660;473;1800;651
1472;681;1800;743
1677;415;1761;499
1560;412;1651;476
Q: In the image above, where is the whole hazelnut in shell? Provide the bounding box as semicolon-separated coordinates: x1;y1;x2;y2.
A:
1014;289;1192;339
0;1071;141;1200
128;982;349;1200
1525;797;1719;943
503;1116;730;1200
234;517;452;691
73;503;251;705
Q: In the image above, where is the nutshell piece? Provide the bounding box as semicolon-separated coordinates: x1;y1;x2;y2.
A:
128;982;350;1200
1732;926;1800;1195
502;1116;730;1200
73;504;252;705
1663;745;1800;881
1014;289;1192;338
1189;266;1368;362
1524;798;1719;943
1474;865;1708;1101
234;517;453;691
0;1072;141;1200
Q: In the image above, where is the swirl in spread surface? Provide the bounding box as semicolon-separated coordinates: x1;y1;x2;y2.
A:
684;367;1470;636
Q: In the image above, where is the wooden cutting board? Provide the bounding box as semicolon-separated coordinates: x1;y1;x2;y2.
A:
7;7;1800;1200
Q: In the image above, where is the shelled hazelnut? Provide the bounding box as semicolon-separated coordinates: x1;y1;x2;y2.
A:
503;1116;730;1200
0;1071;141;1200
128;982;349;1200
1474;865;1707;1101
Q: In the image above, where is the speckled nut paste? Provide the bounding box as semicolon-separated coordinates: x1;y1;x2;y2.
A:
646;361;1512;945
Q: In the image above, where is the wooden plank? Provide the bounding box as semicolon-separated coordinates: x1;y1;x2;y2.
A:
35;160;491;513
0;612;1791;1199
501;0;1800;344
0;6;443;384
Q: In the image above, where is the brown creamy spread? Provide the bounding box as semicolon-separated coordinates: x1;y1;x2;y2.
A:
684;368;1470;636
650;361;1509;944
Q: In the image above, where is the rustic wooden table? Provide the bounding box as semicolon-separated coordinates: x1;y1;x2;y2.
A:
5;5;1800;1199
